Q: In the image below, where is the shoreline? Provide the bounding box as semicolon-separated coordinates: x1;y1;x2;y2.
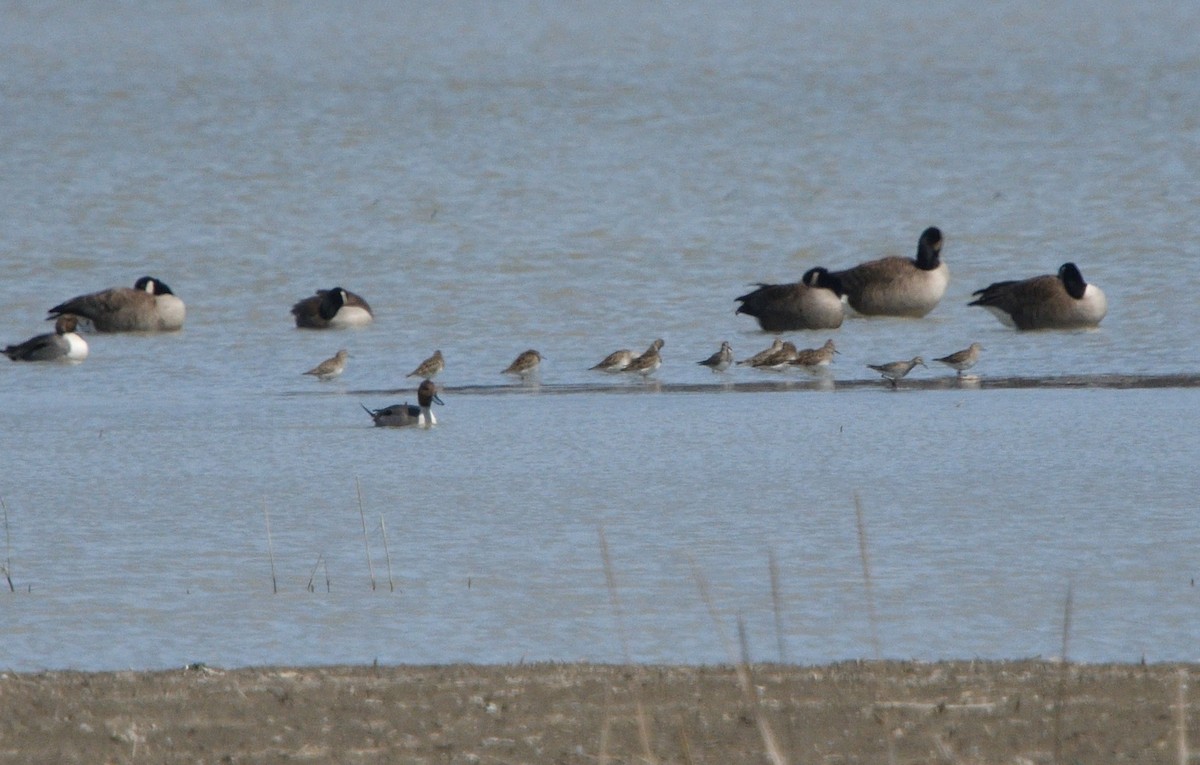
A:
1;660;1193;763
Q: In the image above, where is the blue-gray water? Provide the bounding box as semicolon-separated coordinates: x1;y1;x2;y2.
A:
2;1;1199;671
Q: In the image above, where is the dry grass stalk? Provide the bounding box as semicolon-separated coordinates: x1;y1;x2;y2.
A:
769;546;787;663
1177;669;1189;765
263;500;277;594
355;476;376;590
598;527;657;765
0;496;14;592
307;554;325;593
853;494;895;765
380;515;395;593
1053;582;1074;765
690;557;788;765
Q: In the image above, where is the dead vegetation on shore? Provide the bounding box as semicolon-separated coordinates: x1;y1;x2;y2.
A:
0;660;1193;764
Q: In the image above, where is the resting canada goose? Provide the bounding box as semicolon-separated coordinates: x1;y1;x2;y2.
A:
291;287;373;329
622;339;664;376
362;379;443;428
828;227;948;317
697;341;733;372
502;349;544;378
47;276;185;332
734;267;845;331
302;349;349;381
407;350;445;379
591;349;635;373
968;263;1107;330
934;343;983;376
868;356;925;388
4;314;89;362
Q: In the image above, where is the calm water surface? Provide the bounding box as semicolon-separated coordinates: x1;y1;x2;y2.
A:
1;1;1199;671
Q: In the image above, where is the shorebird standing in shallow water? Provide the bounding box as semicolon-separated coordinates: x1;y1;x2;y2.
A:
868;356;926;388
362;379;443;428
934;343;983;377
407;350;445;379
750;341;799;370
790;339;839;371
302;349;349;381
590;348;634;373
503;349;544;379
737;338;784;367
697;341;733;372
623;339;664;377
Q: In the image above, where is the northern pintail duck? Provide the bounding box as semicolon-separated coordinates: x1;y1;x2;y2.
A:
868;356;926;388
303;349;349;381
622;339;664;376
751;341;799;370
697;341;733;372
735;267;845;331
291;287;374;329
4;314;89;362
828;227;948;317
789;339;839;369
590;348;635;373
362;379;443;428
968;263;1107;330
503;349;544;378
737;338;784;367
934;343;983;377
407;350;445;379
47;276;185;332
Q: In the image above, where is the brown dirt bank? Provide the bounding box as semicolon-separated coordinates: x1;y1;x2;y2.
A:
0;660;1194;764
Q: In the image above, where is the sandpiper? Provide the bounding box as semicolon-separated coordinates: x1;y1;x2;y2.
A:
503;349;544;378
790;339;839;370
4;314;89;362
868;356;926;388
697;341;733;372
737;338;784;367
623;339;664;376
590;348;634;373
362;379;443;428
407;350;445;379
934;343;983;377
302;349;349;381
826;227;948;317
751;341;799;370
48;276;185;332
969;263;1106;330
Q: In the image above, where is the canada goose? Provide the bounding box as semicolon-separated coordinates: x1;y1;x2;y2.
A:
291;287;373;329
790;339;839;369
622;339;664;376
868;356;926;388
934;343;983;376
968;263;1106;330
4;314;89;362
362;379;443;428
828;227;948;317
590;349;635;373
734;267;845;331
502;349;544;378
47;276;185;332
302;349;349;381
697;341;733;372
407;350;444;379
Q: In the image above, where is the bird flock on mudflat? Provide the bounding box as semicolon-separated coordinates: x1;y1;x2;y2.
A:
4;227;1108;426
